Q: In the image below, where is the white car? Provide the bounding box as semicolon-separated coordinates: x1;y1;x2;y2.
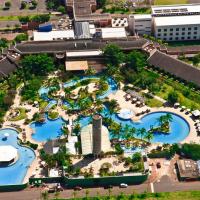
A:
120;183;128;188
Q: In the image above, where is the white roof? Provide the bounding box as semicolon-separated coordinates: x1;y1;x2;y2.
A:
154;15;200;27
66;136;78;155
49;168;59;177
192;110;200;117
100;27;127;39
131;14;152;20
0;145;18;162
80;124;111;155
152;4;200;15
66;50;102;57
33;30;75;41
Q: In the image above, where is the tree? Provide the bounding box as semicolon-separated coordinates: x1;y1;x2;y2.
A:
103;44;124;68
31;0;37;9
192;53;200;66
18;16;30;23
126;50;146;72
15;33;28;43
20;1;26;9
136;128;147;140
0;38;8;50
20;54;55;77
57;5;65;14
106;99;119;115
167;90;179;104
132;152;142;163
145;132;153;142
5;1;11;8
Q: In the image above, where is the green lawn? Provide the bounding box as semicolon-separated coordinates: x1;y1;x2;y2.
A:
145;97;163;108
154;0;188;5
9;108;27;121
57;190;200;200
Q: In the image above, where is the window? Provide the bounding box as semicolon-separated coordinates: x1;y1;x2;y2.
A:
187;36;191;39
170;33;173;36
188;32;191;35
182;28;185;31
158;33;161;36
169;37;173;40
170;28;173;31
164;29;167;32
194;32;197;34
181;37;185;40
194;36;197;39
164;33;167;36
175;37;179;40
176;28;179;31
194;27;198;30
158;29;161;32
176;32;179;35
163;38;166;40
188;27;191;30
182;32;185;35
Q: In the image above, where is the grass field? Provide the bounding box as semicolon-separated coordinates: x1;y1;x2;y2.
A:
61;191;200;200
154;0;188;5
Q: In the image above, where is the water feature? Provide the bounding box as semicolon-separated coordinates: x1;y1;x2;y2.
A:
0;128;35;185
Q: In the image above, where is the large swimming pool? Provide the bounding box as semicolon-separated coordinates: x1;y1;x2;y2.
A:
34;76;190;144
30;115;65;142
78;110;190;144
0;128;35;185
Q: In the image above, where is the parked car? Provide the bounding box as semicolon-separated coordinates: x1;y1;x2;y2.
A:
120;183;128;188
156;162;161;168
74;186;82;191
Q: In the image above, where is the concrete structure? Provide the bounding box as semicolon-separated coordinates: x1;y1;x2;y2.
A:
152;4;200;41
128;14;152;35
80;115;111;155
0;145;18;164
33;30;75;41
176;159;200;181
95;27;127;39
65;60;88;71
74;22;91;39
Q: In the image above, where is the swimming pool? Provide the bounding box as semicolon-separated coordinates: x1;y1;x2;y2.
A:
38;76;118;110
0;128;35;185
78;110;190;144
30;115;65;142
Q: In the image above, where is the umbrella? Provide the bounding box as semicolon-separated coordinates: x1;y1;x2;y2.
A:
136;101;141;104
186;109;191;112
4;133;9;137
197;124;200;128
132;98;137;101
174;102;180;106
196;120;200;123
41;161;46;166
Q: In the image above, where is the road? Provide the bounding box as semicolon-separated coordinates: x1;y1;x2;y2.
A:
0;177;200;200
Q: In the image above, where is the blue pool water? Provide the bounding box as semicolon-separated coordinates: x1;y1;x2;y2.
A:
78;110;190;144
35;76;189;144
30;115;65;142
0;128;35;185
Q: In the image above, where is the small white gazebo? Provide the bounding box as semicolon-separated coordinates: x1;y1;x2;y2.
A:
0;145;18;163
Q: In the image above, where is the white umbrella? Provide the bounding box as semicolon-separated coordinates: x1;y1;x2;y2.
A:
181;106;186;110
174;102;180;107
197;124;200;128
196;119;200;123
4;133;9;137
41;161;46;166
136;101;141;104
186;109;191;112
132;98;137;101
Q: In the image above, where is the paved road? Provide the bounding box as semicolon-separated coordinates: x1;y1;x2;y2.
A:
0;178;200;200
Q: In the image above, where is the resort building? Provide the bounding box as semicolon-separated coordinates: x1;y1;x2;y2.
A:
129;4;200;41
128;14;152;35
80;115;111;155
176;159;200;181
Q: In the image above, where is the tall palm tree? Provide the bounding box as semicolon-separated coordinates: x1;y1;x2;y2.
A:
145;132;154;142
136;128;147;140
165;113;173;123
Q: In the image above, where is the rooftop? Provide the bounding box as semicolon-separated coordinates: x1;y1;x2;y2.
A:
0;145;18;162
152;4;200;15
33;30;75;41
154;15;200;26
130;14;152;20
148;50;200;87
65;60;88;71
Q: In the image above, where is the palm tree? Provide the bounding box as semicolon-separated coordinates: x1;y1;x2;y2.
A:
157;115;165;127
136;128;147;140
145;132;154;142
165;113;173;123
107;99;119;116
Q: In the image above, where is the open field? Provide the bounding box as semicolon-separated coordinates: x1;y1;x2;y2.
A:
154;0;188;5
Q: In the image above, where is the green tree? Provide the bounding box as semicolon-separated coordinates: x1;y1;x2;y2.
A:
15;33;28;43
57;5;66;14
20;54;55;77
106;99;119;115
132;152;142;163
136;128;147;140
145;132;153;142
167;90;179;104
18;16;30;23
103;44;124;68
126;50;146;72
